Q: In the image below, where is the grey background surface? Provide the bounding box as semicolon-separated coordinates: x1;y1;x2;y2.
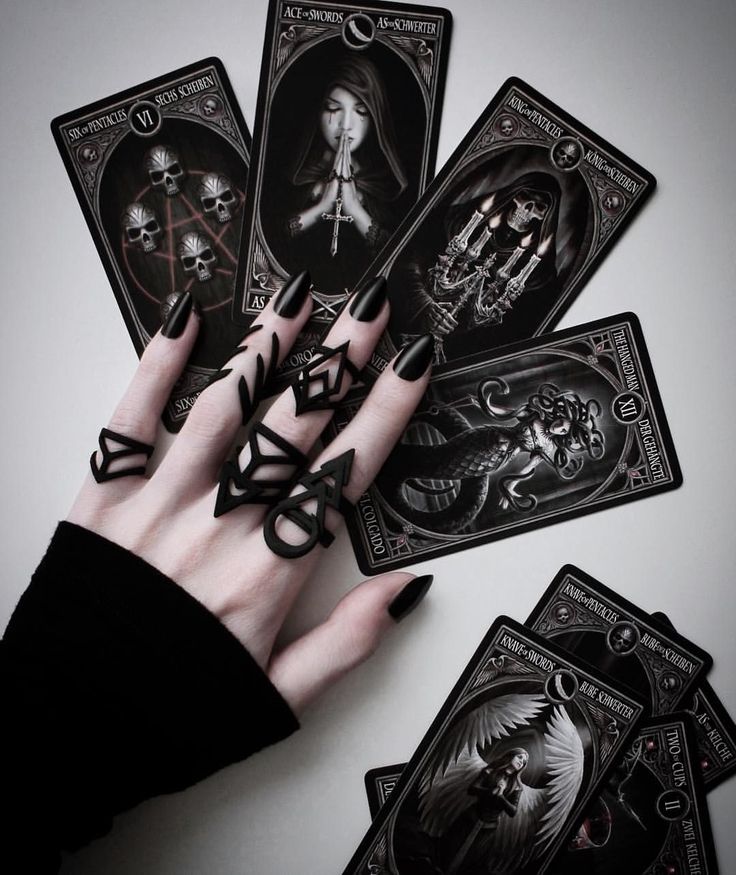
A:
1;0;734;872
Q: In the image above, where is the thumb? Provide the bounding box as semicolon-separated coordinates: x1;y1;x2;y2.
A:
267;573;433;716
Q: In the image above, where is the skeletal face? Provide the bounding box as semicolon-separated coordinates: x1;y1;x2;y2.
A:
201;97;219;116
499;117;514;136
608;623;638;654
553;603;572;624
553;140;581;169
178;231;217;281
507;191;550;232
320;86;370;153
659;673;680;693
146;145;185;196
80;144;98;163
603;192;623;211
198;173;237;223
122;202;161;253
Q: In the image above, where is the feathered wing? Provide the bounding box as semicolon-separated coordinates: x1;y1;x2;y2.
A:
418;748;486;836
434;693;547;778
417;693;547;838
534;704;586;853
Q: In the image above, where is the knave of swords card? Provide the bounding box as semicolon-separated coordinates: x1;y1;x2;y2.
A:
526;566;712;716
354;76;655;377
365;717;720;875
341;617;645;875
232;0;452;373
52;58;251;432
653;613;736;791
331;313;681;574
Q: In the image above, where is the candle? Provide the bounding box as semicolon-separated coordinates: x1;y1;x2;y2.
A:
506;235;552;299
450;195;495;253
496;233;533;283
467;212;503;260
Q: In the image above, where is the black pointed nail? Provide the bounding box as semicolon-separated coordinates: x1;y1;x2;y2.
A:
349;276;388;322
393;334;434;381
388;574;433;622
274;269;312;317
162;291;193;338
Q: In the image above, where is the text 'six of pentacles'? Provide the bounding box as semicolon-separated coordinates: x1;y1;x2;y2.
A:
120;143;244;309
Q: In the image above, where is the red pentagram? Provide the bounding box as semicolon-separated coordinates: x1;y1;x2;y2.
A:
120;170;245;313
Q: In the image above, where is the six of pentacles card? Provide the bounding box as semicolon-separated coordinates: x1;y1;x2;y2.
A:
232;0;453;380
330;312;681;575
52;58;251;432
353;76;655;379
340;617;645;875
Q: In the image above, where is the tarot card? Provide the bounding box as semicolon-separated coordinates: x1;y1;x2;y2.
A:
341;617;645;875
232;0;452;374
363;720;720;875
653;612;736;791
547;715;719;874
365;764;405;819
526;566;712;717
355;76;655;378
335;313;681;574
52;58;251;432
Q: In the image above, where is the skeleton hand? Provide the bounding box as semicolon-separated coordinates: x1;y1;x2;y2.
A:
427;301;459;337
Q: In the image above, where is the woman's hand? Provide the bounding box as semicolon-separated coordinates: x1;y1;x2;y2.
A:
68;272;434;716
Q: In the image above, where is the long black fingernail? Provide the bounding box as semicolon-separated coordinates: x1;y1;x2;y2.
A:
349;275;388;322
388;574;433;622
162;290;193;338
393;334;434;381
274;269;312;317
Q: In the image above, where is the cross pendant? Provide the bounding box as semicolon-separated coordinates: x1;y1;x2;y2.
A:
322;183;354;257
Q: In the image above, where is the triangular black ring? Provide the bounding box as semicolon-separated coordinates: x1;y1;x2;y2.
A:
292;342;361;416
214;422;307;516
90;428;154;483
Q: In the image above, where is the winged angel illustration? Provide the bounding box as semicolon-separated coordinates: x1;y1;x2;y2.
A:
409;691;586;874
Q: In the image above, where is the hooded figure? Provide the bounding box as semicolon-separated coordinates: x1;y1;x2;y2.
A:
281;54;408;292
395;171;564;359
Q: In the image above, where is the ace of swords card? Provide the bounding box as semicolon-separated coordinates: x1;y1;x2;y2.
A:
341;617;645;875
354;76;655;377
331;313;681;574
526;566;712;717
364;717;720;875
653;613;736;792
52;58;251;432
232;0;452;375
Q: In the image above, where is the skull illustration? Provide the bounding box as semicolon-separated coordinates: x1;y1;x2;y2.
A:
602;191;624;213
178;231;217;281
79;144;98;163
498;117;515;137
145;144;185;196
201;96;220;117
607;622;638;655
122;202;162;253
198;173;237;223
552;138;582;170
553;603;573;625
507;191;550;232
659;672;681;693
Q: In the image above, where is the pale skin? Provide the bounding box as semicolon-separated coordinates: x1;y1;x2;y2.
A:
68;291;430;716
295;85;375;239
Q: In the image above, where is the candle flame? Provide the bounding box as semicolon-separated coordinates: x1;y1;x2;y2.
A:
480;194;495;213
537;234;553;256
489;212;503;229
521;233;534;249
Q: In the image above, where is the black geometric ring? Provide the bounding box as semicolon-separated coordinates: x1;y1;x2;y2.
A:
263;448;355;559
214;422;308;516
292;341;361;416
90;428;154;483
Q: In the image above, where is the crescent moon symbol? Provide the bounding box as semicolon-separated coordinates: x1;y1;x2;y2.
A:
348;20;372;43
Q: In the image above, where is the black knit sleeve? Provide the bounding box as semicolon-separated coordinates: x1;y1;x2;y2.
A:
1;522;299;872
